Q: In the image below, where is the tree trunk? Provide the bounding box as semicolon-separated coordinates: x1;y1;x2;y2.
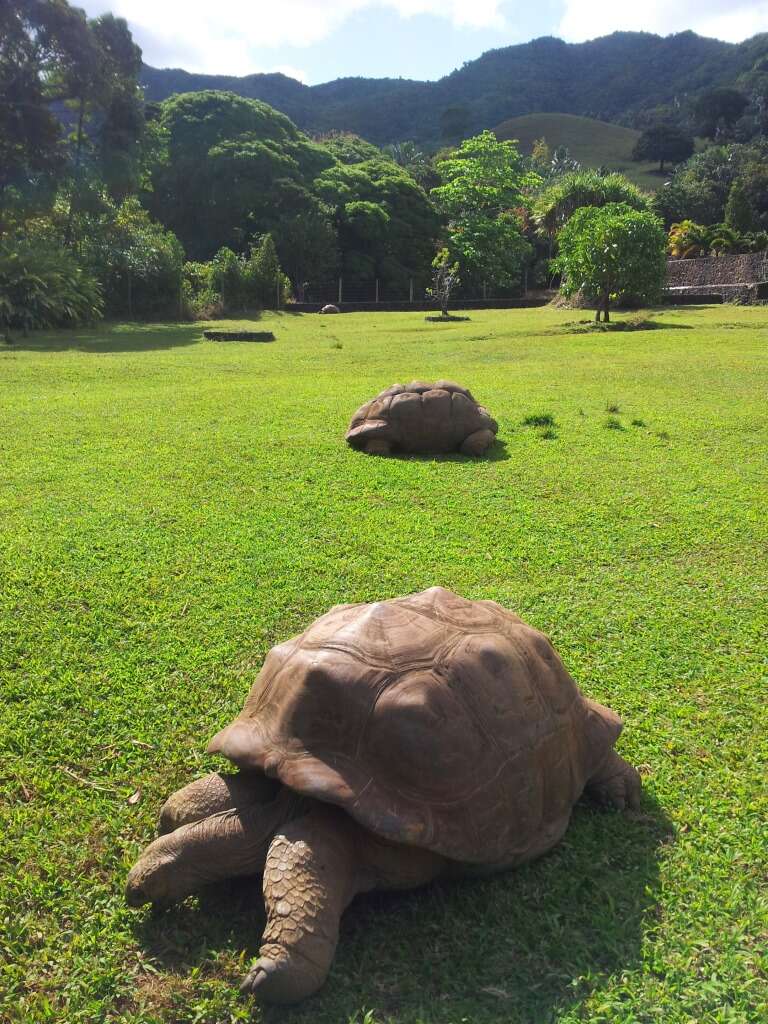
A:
64;97;86;248
603;292;610;323
659;157;665;173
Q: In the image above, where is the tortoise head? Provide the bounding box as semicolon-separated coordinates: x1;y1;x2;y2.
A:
125;831;192;908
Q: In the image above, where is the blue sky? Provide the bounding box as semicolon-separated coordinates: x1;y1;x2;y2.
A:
78;1;768;83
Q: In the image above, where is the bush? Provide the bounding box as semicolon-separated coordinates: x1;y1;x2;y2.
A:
0;238;103;334
79;198;185;319
552;203;666;322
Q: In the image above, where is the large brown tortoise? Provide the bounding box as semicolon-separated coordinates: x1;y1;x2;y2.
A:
345;381;498;455
126;587;641;1004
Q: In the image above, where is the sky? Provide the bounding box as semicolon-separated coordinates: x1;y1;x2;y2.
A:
77;0;768;83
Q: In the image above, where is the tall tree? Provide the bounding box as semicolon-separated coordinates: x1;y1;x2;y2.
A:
431;131;538;290
0;0;92;227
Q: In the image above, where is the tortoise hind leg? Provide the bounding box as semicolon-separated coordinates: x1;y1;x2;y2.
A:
585;751;641;811
460;429;495;456
159;770;282;835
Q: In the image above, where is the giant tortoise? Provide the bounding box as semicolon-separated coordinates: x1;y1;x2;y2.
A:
345;381;498;455
126;587;641;1004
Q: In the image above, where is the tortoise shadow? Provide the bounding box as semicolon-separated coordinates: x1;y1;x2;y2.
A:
377;439;511;464
133;791;672;1023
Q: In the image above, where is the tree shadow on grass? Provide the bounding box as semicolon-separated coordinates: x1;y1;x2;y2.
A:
2;323;204;353
133;791;672;1023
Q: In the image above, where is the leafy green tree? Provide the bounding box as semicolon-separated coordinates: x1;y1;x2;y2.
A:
246;233;290;308
148;91;334;259
316;158;438;292
632;124;694;173
532;170;650;239
0;237;102;334
724;180;756;234
428;248;460;317
317;132;383;165
431;131;538;289
694;88;749;140
0;0;96;224
552;203;666;322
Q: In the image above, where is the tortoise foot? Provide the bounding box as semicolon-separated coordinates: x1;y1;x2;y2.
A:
460;429;495;456
586;752;641;811
240;956;319;1004
364;438;393;455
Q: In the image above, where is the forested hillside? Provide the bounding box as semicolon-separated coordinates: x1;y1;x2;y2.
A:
141;31;768;144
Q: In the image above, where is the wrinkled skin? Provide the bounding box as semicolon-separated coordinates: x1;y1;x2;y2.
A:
127;589;642;1005
127;753;640;1003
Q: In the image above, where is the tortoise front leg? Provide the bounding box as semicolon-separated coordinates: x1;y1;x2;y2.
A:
459;428;495;456
126;789;304;908
585;750;642;811
159;770;281;834
241;805;372;1004
364;438;392;455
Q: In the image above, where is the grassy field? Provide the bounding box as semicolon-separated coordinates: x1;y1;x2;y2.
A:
494;113;682;191
1;306;766;1024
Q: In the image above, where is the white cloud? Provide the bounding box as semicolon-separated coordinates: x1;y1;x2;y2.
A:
83;1;505;76
558;0;768;44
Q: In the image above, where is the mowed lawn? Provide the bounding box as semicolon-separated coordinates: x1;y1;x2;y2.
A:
1;306;766;1024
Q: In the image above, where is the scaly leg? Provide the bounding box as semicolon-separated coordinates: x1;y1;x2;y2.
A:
460;429;495;456
365;438;392;455
126;788;305;908
585;750;642;811
242;806;446;1003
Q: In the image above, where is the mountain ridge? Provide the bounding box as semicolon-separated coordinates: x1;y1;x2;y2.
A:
140;30;768;145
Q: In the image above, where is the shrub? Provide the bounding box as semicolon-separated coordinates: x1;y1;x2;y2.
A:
78;198;185;319
553;203;666;322
0;238;103;334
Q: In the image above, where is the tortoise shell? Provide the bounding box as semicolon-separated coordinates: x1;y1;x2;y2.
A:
207;588;622;865
345;381;498;454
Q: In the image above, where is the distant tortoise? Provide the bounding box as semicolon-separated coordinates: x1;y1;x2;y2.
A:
346;380;498;455
319;303;340;314
126;587;641;1005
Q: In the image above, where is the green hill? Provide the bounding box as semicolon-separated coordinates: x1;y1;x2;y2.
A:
494;113;663;190
141;30;768;147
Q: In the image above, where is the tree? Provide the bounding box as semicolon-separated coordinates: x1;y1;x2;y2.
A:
0;0;95;222
632;124;694;173
552;203;666;322
147;91;335;259
315;158;439;292
667;220;711;259
428;249;460;317
431;131;538;289
694;88;749;140
532;170;650;240
724;180;756;234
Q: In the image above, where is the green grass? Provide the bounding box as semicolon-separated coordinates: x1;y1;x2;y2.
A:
1;306;767;1024
494;113;697;191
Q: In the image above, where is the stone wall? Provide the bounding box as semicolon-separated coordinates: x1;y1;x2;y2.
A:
666;251;768;297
